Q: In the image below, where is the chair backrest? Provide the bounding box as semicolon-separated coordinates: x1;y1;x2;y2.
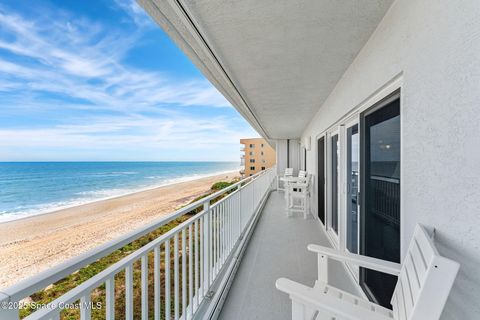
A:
284;168;293;177
391;224;459;320
289;174;312;195
298;170;307;178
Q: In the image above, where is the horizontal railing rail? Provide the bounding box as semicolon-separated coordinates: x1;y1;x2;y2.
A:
0;166;276;320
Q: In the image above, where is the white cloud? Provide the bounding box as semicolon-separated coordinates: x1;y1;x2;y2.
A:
0;4;257;161
0;115;253;160
0;7;231;111
113;0;154;28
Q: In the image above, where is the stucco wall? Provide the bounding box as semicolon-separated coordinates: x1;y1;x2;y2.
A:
301;0;480;318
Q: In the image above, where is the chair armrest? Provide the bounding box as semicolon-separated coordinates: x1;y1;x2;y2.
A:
307;244;401;276
288;182;308;188
276;278;390;320
276;277;311;296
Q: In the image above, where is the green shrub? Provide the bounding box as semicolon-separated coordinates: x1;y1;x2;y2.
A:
210;181;233;191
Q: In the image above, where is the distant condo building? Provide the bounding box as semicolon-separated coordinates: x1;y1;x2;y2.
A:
240;138;276;177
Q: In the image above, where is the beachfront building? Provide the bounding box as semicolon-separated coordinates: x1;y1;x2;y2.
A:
240;138;276;177
2;1;479;319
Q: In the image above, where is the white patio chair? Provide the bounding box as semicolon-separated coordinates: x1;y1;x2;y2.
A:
285;167;294;177
286;174;311;219
277;167;294;191
276;224;459;320
298;170;307;178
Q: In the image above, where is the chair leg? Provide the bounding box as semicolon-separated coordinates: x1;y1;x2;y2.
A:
286;191;292;217
304;196;309;219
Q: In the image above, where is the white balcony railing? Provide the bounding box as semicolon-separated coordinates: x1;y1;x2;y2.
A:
0;167;276;320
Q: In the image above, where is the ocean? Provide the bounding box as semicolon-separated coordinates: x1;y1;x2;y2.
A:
0;162;240;222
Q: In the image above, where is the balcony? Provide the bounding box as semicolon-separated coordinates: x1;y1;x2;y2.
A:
0;168;361;320
0;168;285;319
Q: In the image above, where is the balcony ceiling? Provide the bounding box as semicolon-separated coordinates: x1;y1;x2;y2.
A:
140;0;394;139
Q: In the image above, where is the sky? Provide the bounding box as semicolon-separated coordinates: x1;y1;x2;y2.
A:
0;0;259;161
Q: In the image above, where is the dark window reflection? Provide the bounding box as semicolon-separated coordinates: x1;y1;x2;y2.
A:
361;97;400;309
347;125;359;253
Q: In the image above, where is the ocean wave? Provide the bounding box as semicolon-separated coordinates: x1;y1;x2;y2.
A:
0;198;95;223
111;171;139;175
0;167;241;223
75;188;134;197
85;171;139;178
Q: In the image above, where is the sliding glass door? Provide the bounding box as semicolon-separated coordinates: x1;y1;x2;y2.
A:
360;93;401;308
346;124;359;253
317;137;325;224
331;134;339;233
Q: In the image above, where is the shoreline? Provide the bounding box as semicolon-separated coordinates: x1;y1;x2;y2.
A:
0;168;240;224
0;170;240;289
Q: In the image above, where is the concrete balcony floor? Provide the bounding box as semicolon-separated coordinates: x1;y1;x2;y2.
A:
219;191;361;319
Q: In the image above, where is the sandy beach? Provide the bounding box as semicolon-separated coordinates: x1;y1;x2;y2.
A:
0;171;240;289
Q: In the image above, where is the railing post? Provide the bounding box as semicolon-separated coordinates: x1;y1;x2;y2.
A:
317;254;329;284
239;185;243;232
252;176;256;209
203;201;210;291
251;182;255;217
0;294;19;320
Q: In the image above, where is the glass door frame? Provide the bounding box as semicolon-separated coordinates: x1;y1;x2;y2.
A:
316;134;327;228
310;77;403;302
359;90;402;306
326;129;340;245
343;116;361;280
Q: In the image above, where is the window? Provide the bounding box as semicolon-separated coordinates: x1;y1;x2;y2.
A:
249;151;254;156
331;134;339;234
249;144;255;148
250;166;255;171
261;143;264;147
261;151;264;156
262;159;266;164
249;159;255;163
261;166;266;170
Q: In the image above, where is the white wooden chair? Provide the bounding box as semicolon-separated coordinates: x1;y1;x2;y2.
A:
286;174;311;219
278;167;294;191
276;224;459;320
285;168;294;177
298;170;307;178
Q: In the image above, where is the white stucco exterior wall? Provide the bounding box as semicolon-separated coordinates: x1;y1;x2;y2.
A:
301;0;480;318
